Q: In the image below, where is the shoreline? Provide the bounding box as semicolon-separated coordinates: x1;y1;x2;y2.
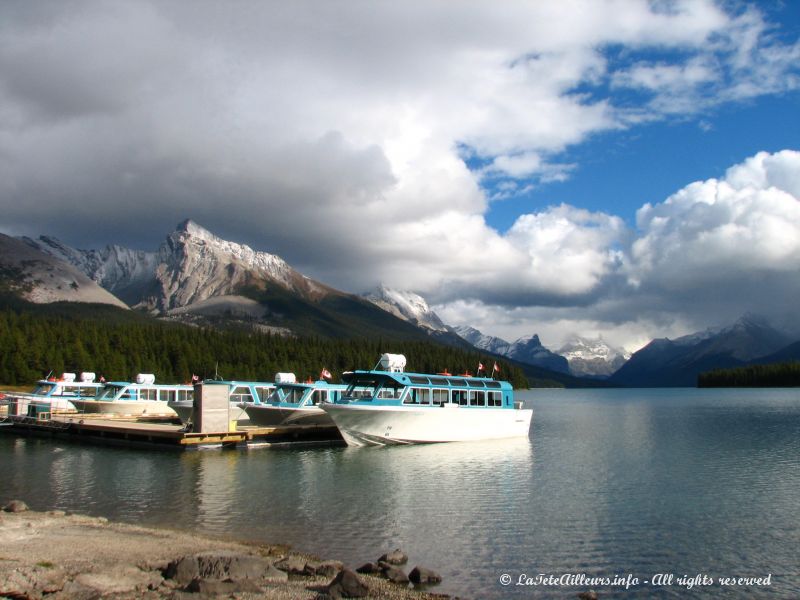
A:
0;502;453;599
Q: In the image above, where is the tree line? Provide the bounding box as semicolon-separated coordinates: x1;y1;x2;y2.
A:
0;301;530;388
698;362;800;387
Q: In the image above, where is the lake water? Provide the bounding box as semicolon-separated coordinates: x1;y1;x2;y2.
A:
3;388;800;598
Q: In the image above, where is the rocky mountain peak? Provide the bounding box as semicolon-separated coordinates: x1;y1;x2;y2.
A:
364;285;448;332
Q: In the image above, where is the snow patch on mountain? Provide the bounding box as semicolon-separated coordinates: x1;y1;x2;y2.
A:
364;285;448;332
453;326;569;373
558;336;631;378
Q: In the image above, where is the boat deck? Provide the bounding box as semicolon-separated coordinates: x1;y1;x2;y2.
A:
0;414;343;450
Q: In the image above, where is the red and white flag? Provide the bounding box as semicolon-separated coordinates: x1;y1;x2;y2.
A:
191;374;200;383
320;368;332;380
492;362;500;373
477;362;484;373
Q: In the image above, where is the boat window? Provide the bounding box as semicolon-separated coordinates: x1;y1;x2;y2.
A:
467;380;486;388
141;387;158;401
404;387;430;404
177;389;193;402
230;386;254;404
344;378;381;400
80;386;98;397
485;381;502;389
452;389;468;406
469;391;486;406
99;385;123;400
160;389;176;403
256;387;273;402
408;376;430;384
377;384;405;400
488;391;501;406
311;390;327;405
282;388;307;404
32;384;52;395
447;378;466;387
432;388;448;405
428;376;449;386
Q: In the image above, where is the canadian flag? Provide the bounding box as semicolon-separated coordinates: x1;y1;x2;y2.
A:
493;362;500;373
320;368;332;380
191;374;200;383
477;362;484;373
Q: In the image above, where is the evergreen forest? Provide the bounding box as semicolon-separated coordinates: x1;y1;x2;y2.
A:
698;362;800;387
0;297;530;388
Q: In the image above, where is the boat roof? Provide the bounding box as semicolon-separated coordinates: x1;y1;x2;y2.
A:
342;370;511;390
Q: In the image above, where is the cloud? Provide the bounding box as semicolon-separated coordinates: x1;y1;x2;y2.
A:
436;150;800;350
0;2;799;348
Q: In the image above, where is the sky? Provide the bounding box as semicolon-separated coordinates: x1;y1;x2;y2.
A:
1;0;799;352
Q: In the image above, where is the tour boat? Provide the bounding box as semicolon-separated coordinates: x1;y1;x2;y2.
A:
69;374;189;417
242;373;346;427
5;372;104;417
167;380;276;425
321;354;533;446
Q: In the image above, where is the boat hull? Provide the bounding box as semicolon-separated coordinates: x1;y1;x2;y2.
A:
70;399;177;418
6;395;78;416
244;404;333;427
322;403;533;446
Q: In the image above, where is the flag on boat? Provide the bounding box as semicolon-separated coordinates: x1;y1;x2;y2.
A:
191;374;199;383
320;368;332;379
477;362;484;373
493;362;500;373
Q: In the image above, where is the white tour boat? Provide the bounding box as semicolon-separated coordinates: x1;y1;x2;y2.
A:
321;354;533;446
69;374;188;417
242;372;346;427
5;372;104;417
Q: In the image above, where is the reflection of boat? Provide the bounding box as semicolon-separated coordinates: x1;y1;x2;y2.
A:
242;373;346;427
321;354;533;446
5;372;104;416
168;381;275;425
69;374;188;417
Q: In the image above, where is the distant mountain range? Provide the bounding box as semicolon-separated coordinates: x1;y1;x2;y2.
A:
4;220;799;387
609;315;796;387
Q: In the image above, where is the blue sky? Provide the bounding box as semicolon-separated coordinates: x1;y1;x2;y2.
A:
1;1;799;350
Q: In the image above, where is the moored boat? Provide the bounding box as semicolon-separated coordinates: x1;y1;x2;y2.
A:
167;380;276;425
5;372;104;417
69;374;189;418
321;354;533;446
242;373;346;427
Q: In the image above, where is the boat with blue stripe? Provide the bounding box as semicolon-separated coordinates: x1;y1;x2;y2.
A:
5;372;104;416
70;374;190;418
241;373;346;427
321;354;533;446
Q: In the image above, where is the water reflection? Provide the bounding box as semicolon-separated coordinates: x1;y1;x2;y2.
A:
3;389;800;599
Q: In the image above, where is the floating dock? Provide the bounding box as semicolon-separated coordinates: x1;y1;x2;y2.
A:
0;414;343;450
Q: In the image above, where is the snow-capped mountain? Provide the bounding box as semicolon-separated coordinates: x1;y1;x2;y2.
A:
451;326;511;355
610;314;792;386
557;336;631;378
452;326;569;373
364;285;448;332
1;233;127;308
25;236;159;306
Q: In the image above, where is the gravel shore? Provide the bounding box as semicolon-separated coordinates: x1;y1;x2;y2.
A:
0;502;453;599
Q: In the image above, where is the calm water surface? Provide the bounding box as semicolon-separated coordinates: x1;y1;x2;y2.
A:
3;388;800;598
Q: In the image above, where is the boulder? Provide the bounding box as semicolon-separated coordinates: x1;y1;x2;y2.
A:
409;566;442;585
378;562;409;585
306;559;344;578
378;548;407;565
3;499;29;513
355;562;381;575
185;577;262;595
578;591;599;600
274;554;308;575
163;551;279;585
325;568;369;598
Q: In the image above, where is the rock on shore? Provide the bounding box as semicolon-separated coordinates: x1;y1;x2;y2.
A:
0;505;450;599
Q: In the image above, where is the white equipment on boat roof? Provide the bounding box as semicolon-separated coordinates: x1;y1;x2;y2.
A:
80;372;96;382
379;353;406;373
135;373;156;385
275;372;297;384
61;373;76;382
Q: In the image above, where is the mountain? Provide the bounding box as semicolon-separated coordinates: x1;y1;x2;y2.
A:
20;221;444;340
558;336;631;378
364;285;448;332
609;315;793;387
452;326;569;373
24;235;158;306
0;233;128;308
